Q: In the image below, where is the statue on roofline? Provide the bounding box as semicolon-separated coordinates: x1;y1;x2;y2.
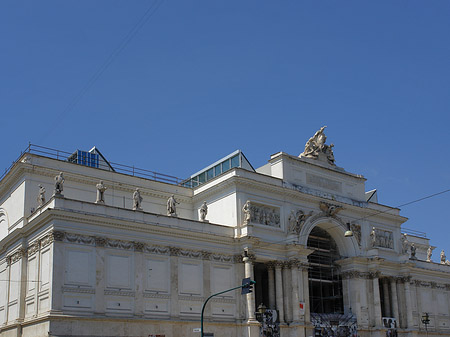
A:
300;126;336;165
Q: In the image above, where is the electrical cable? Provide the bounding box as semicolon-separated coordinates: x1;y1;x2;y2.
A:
267;187;450;246
39;0;165;144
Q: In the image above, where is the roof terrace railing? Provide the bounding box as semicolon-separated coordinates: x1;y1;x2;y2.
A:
402;227;427;238
0;144;185;186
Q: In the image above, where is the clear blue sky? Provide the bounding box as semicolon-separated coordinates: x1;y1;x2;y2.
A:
1;1;449;259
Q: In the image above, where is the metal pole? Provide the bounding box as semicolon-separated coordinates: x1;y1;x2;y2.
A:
201;283;254;337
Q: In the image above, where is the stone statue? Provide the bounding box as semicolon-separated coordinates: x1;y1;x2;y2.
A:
37;184;46;207
167;195;179;216
325;143;335;165
300;126;337;165
95;180;107;204
132;188;142;210
370;227;377;248
427;246;432;262
288;210;297;234
242;200;251;225
410;243;416;259
401;234;409;254
301;126;327;158
54;172;65;195
441;250;446;264
200;201;208;221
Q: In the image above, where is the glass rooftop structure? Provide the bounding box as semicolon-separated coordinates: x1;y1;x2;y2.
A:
182;150;254;188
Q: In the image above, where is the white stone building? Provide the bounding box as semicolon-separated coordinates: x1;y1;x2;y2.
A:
1;130;449;337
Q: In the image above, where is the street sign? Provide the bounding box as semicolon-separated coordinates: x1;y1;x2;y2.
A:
193;328;201;332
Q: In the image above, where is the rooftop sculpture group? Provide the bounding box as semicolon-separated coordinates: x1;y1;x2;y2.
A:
300;126;335;165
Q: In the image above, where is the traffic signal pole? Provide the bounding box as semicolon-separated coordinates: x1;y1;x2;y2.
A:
200;280;255;337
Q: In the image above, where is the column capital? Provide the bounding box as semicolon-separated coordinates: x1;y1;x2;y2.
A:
266;261;275;270
274;260;284;269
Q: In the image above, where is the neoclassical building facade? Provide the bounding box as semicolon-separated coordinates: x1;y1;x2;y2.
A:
0;130;449;337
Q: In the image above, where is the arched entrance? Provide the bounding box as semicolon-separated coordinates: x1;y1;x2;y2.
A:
307;226;357;337
307;226;344;314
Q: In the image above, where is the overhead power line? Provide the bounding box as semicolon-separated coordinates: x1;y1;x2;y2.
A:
39;0;165;143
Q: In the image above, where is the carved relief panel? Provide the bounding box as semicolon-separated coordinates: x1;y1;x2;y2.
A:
249;203;280;227
370;227;394;249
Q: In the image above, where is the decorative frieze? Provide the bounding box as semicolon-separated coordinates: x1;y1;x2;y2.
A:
248;202;281;227
27;242;40;257
107;239;134;250
178;295;204;302
6;248;26;265
24;230;238;264
62;286;95;294
104;289;135;297
65;232;95;245
143;292;170;299
369;227;394;249
133;241;145;252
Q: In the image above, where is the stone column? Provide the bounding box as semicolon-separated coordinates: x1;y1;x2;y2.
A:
372;272;382;327
267;262;276;309
274;261;285;323
94;238;106;315
403;276;414;329
4;256;12;323
202;251;212;320
382;278;391;317
301;264;311;324
282;262;292;323
290;260;300;322
134;242;145;317
390;278;399;325
169;247;180;319
243;253;256;321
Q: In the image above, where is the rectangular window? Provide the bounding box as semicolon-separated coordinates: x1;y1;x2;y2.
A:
231;155;239;168
214;165;221;176
222;159;230;172
206;168;214;180
198;172;206;183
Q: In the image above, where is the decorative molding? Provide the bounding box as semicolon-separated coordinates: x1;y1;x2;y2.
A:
169;247;181;256
95;237;107;247
319;201;344;217
104;289;135;297
133;241;145;252
107;239;134;250
62;286;95;294
143;292;170;299
65;233;95;246
27;242;40;257
178;295;204;302
146;245;170;255
40;233;55;248
7;248;26;265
